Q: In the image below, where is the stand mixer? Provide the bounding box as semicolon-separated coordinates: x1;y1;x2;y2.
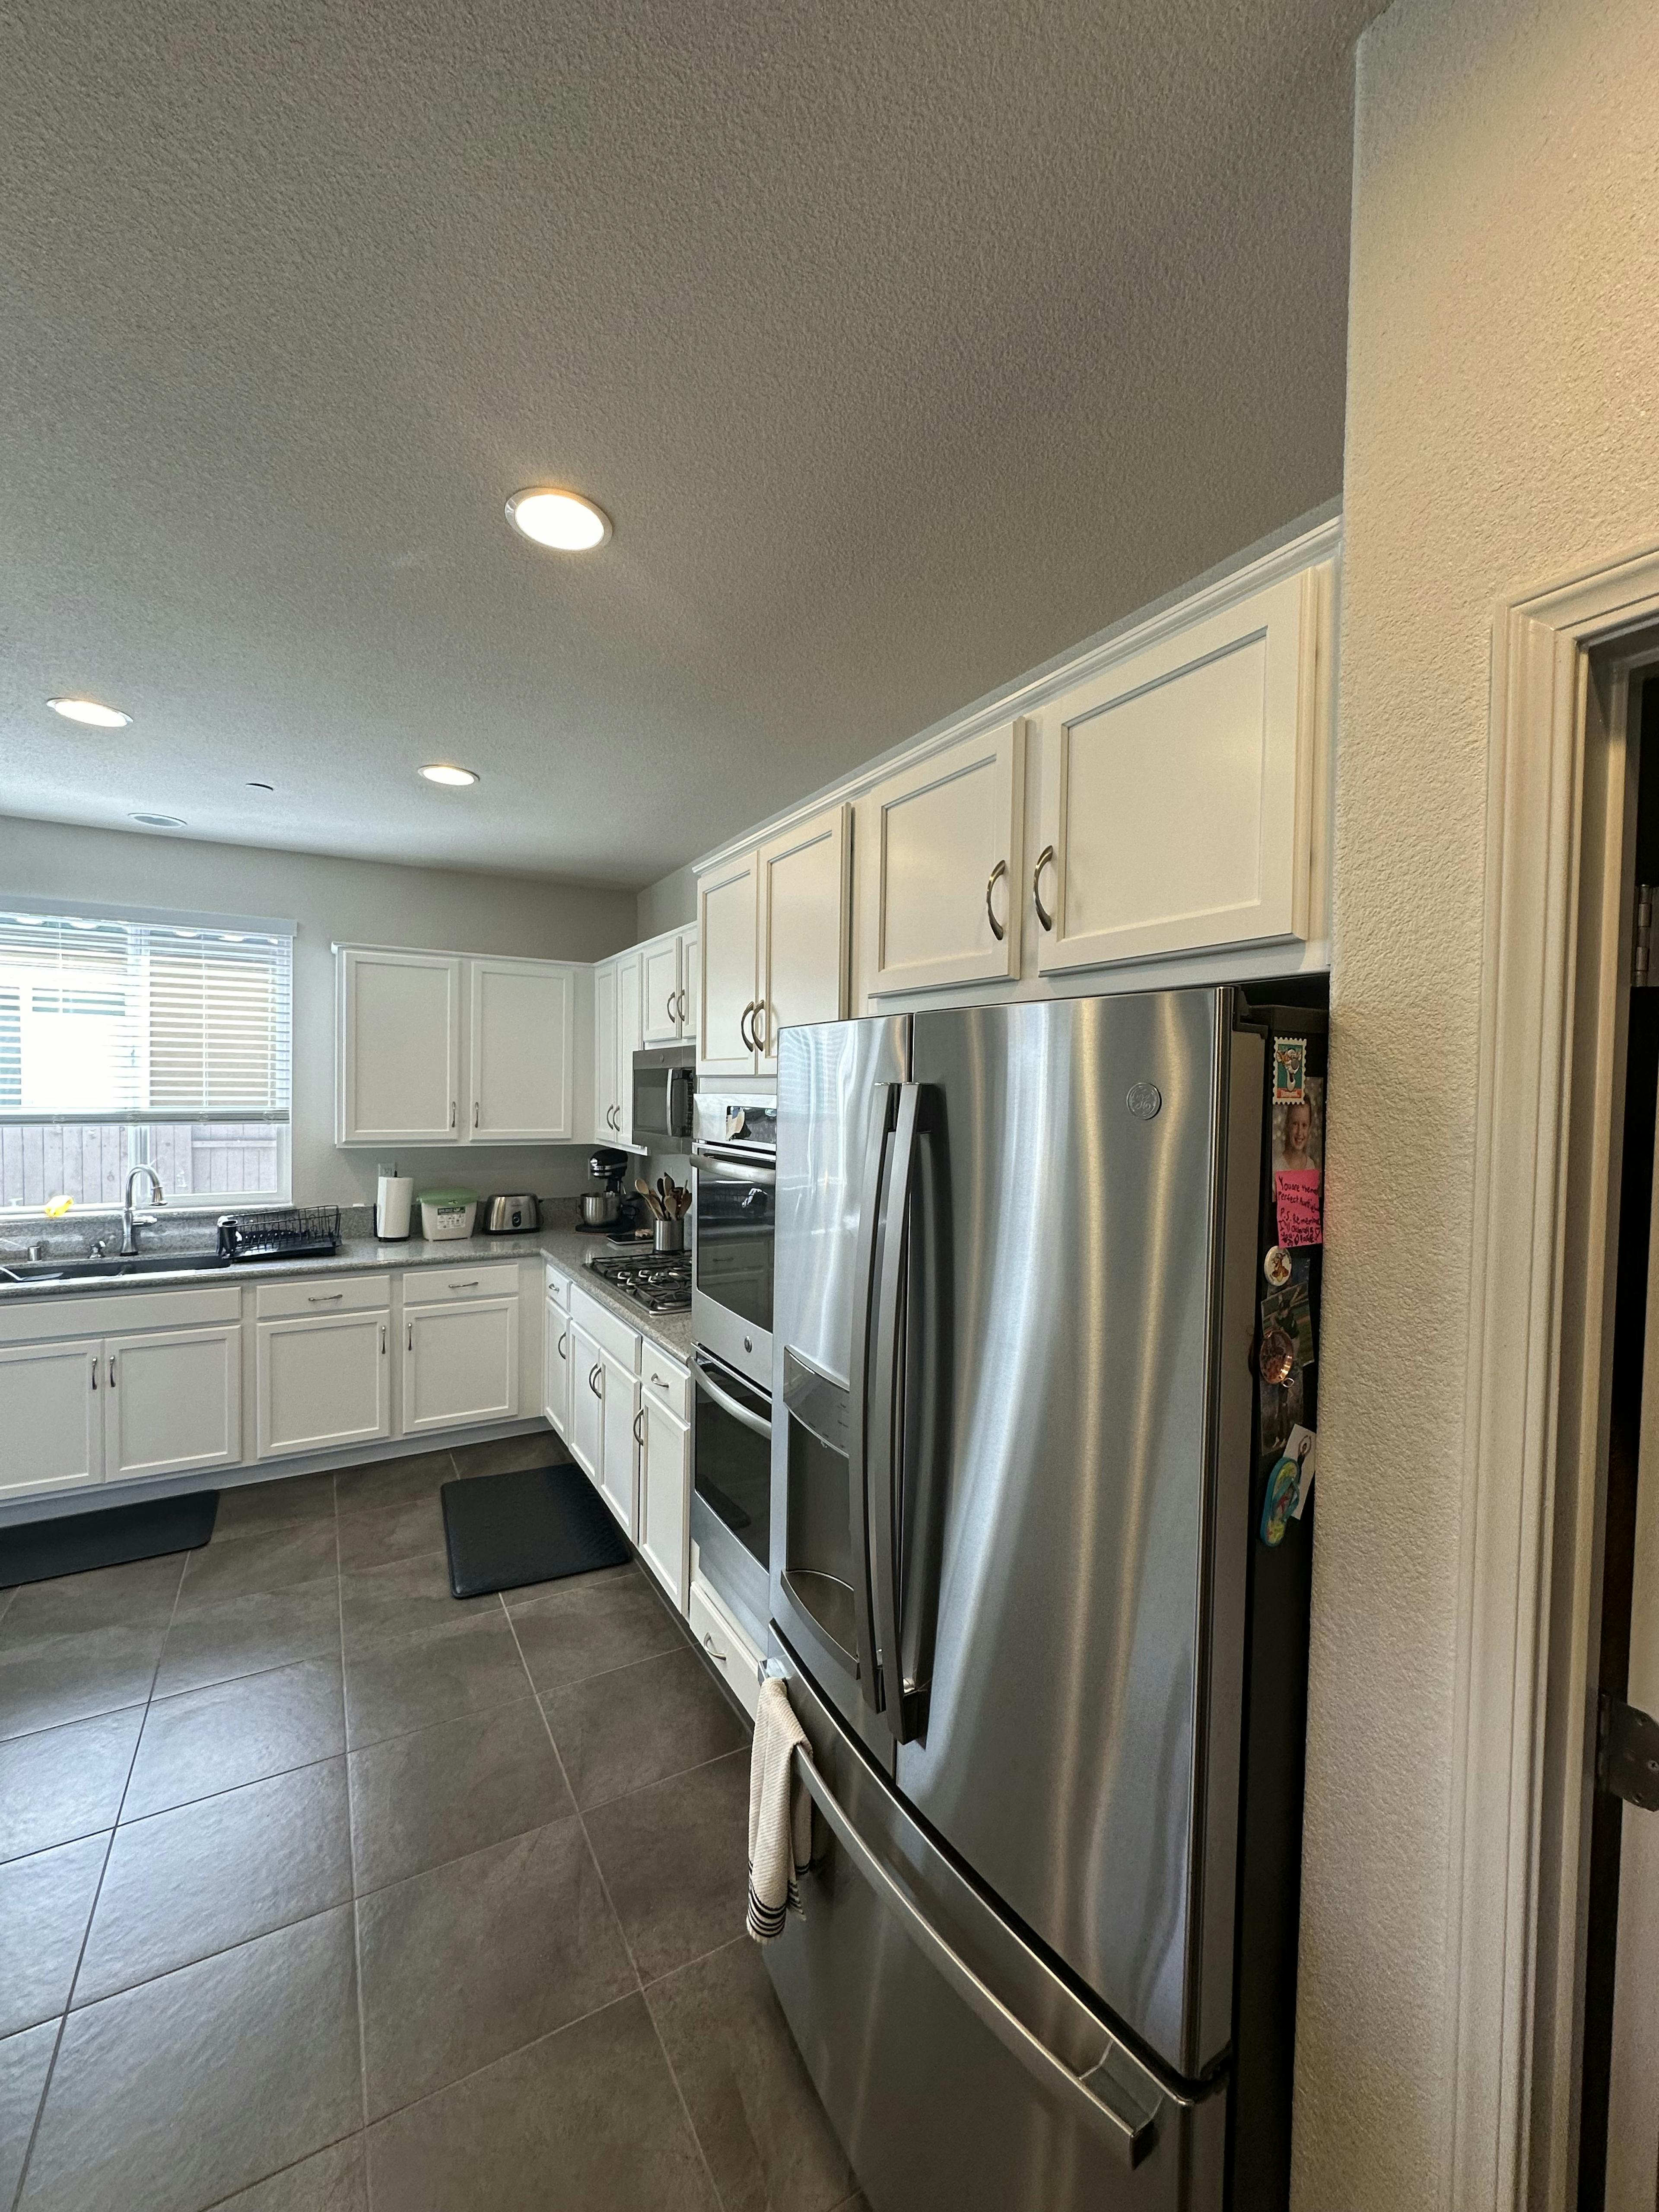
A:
580;1147;633;1231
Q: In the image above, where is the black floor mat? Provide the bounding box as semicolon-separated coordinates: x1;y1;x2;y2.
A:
1;1490;219;1588
441;1461;632;1599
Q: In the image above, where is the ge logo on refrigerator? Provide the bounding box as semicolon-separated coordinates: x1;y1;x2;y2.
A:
1125;1082;1162;1121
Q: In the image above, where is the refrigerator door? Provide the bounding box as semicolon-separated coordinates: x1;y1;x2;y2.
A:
893;992;1260;2078
771;1013;910;1768
767;1640;1227;2212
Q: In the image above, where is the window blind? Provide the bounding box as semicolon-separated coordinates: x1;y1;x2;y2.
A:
0;910;292;1123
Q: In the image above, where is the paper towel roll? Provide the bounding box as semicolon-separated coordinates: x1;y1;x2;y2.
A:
375;1174;413;1241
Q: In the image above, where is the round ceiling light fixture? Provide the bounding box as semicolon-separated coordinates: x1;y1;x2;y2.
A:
49;696;132;728
418;763;480;788
505;486;612;553
129;812;185;828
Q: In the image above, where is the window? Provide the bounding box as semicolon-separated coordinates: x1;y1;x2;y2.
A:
0;906;293;1213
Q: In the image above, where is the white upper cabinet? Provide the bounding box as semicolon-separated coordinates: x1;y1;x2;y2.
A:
337;947;577;1146
1030;564;1330;972
615;952;642;1148
756;804;849;1071
698;804;848;1076
470;958;576;1142
337;948;461;1145
861;722;1025;996
698;851;761;1077
641;934;683;1046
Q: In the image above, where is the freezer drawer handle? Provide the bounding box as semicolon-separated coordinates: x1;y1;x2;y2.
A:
793;1746;1159;2169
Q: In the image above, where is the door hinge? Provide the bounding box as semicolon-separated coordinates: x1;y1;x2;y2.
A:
1634;883;1658;988
1598;1691;1659;1810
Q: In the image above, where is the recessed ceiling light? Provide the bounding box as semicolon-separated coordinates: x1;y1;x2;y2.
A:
129;812;185;828
418;763;480;788
505;487;612;553
49;696;132;728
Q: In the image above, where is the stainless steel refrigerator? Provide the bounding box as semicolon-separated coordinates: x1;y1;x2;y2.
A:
766;988;1310;2212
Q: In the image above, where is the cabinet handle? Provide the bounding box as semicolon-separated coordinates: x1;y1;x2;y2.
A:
702;1630;728;1664
1033;844;1055;933
448;1280;479;1290
91;1354;98;1391
407;1322;413;1351
450;1100;457;1128
633;1408;645;1446
739;1000;756;1052
473;1102;480;1128
754;1001;770;1055
109;1354;117;1387
677;987;687;1022
667;990;677;1026
985;858;1007;942
380;1324;387;1355
557;1330;567;1356
589;1363;602;1396
307;1292;344;1303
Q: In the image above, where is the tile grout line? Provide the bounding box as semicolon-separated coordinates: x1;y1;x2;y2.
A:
8;1547;191;2212
499;1601;734;2212
337;1465;372;2164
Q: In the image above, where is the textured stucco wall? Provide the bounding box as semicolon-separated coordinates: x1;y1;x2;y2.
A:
1298;1;1659;2204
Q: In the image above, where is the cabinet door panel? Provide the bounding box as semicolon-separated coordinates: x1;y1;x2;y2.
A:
697;856;759;1077
568;1323;603;1482
0;1339;102;1500
616;954;643;1149
470;960;575;1142
593;962;619;1141
638;1393;689;1611
599;1352;639;1537
543;1297;572;1439
402;1298;519;1433
757;804;848;1072
864;722;1025;995
339;948;461;1144
105;1327;242;1482
1034;567;1324;970
641;938;683;1044
257;1312;390;1459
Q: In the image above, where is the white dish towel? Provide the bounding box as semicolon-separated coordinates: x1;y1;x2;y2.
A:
747;1676;815;1942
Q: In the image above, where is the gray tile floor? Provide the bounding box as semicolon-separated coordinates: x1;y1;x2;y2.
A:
0;1437;868;2212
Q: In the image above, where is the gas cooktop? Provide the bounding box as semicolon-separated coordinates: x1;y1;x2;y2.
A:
583;1248;692;1314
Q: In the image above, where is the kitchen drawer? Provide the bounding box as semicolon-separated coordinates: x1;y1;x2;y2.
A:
546;1265;572;1311
403;1260;521;1305
569;1284;641;1373
688;1576;763;1722
641;1348;690;1421
255;1272;391;1319
0;1283;241;1347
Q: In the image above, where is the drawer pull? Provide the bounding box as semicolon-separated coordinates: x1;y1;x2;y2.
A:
447;1280;480;1291
702;1630;728;1663
307;1292;345;1303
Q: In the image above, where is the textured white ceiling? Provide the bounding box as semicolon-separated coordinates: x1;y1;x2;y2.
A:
1;1;1382;885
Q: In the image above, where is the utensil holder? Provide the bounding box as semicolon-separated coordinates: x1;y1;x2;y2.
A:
654;1218;683;1254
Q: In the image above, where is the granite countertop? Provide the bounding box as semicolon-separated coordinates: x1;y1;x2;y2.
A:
0;1219;696;1365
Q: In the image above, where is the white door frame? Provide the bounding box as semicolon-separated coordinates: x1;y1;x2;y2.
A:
1449;541;1659;2211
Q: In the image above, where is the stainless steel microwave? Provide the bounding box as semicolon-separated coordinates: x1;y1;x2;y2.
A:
632;1043;696;1146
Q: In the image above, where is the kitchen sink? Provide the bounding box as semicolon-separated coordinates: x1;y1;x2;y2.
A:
0;1250;233;1283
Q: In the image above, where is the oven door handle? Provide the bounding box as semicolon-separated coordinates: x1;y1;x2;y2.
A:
692;1147;777;1184
694;1356;773;1440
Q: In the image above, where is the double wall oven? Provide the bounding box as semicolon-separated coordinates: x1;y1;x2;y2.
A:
690;1094;775;1646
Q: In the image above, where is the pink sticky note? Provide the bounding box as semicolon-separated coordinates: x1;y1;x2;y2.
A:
1276;1170;1322;1248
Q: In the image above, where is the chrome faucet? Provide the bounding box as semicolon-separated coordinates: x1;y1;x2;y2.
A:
120;1166;165;1256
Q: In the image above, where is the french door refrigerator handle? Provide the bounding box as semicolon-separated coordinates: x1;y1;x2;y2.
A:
869;1080;922;1737
846;1085;895;1713
791;1744;1158;2169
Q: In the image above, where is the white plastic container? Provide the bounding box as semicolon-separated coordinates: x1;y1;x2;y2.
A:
417;1189;478;1241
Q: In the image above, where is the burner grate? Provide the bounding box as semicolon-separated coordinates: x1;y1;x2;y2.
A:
584;1249;692;1314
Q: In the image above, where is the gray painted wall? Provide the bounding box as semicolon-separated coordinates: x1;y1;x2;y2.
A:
1;814;637;1214
636;862;697;941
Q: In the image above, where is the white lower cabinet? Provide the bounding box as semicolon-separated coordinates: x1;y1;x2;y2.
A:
543;1296;572;1439
568;1322;603;1480
687;1574;763;1722
257;1310;391;1459
0;1338;102;1502
403;1297;519;1434
599;1348;639;1535
637;1385;690;1611
104;1326;244;1483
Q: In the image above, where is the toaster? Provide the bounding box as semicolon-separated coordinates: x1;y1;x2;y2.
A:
482;1193;540;1234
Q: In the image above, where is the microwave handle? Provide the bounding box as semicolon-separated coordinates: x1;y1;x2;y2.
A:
669;1065;696;1131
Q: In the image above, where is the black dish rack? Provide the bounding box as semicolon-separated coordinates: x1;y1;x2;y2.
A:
216;1205;341;1263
